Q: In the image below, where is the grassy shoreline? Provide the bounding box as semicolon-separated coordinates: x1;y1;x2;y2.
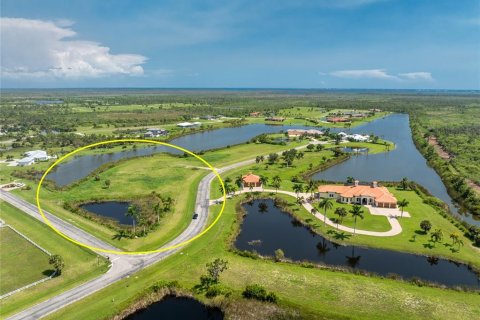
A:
44;193;480;320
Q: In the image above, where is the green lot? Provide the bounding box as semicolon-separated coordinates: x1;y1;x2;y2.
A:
286;189;480;268
0;201;108;318
45;195;480;320
30;154;207;252
0;227;51;295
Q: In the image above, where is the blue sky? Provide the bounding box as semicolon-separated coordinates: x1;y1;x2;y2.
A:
1;0;479;89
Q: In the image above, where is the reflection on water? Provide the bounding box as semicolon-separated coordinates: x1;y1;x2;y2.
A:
235;199;479;288
124;295;224;320
80;201;132;225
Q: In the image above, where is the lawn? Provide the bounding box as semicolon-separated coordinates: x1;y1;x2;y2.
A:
34;153;208;252
0;201;108;318
0;227;51;295
314;198;391;232
45;195;480;320
288;188;480;268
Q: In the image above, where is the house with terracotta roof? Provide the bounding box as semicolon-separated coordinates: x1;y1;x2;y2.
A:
317;180;397;208
326;116;349;123
242;173;262;188
287;129;323;137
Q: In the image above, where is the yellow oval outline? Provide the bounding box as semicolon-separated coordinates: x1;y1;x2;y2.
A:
36;139;226;255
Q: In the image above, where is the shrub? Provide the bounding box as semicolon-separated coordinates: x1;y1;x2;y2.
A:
242;284;278;303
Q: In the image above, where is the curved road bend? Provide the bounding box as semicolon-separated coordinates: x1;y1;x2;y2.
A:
0;157;258;319
2;142;317;319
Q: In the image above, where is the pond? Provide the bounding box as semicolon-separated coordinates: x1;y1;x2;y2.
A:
46;114;477;225
80;201;133;225
124;295;224;320
312;114;479;226
235;199;479;288
46;123;314;187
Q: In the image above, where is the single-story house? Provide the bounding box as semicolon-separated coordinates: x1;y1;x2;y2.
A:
242;173;262;188
287;129;323;137
326;117;349;123
144;128;168;137
338;132;370;142
18;150;50;166
24;150;48;161
17;157;35;166
316;181;397;208
265;117;286;122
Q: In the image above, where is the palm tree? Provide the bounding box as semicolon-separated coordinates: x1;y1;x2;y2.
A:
293;184;304;198
456;239;464;251
219;183;227;196
397;199;409;218
235;175;244;189
400;177;409;190
163;196;174;212
272;175;282;193
318;198;333;226
449;232;460;245
307;180;316;197
259;175;269;191
126;204;139;234
349;205;364;235
430;229;443;247
310;208;317;215
334;207;348;230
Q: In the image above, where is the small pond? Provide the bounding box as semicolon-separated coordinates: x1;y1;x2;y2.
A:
80;201;133;225
124;295;224;320
235;199;479;288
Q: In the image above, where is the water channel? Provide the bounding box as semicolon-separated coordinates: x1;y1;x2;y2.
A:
235;200;479;288
46;114;478;225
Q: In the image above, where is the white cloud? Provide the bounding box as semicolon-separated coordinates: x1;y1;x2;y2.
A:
327;69;434;82
398;72;433;81
0;17;147;79
329;69;398;80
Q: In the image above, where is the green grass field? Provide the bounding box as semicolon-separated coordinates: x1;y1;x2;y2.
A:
0;227;52;295
286;189;480;268
31;154;207;252
45;195;480;320
0;201;108;318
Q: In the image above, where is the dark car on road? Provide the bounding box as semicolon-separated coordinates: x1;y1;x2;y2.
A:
192;213;199;219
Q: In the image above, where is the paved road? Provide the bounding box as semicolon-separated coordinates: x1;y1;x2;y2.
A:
0;156;260;319
212;187;409;236
1;140;321;319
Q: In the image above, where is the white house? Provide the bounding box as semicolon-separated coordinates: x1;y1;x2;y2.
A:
18;150;51;166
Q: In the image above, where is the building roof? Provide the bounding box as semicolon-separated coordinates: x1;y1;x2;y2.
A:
242;173;261;184
318;184;397;204
25;150;47;158
287;129;323;136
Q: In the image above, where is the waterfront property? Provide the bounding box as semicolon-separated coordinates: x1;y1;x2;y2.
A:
338;132;370;142
17;150;51;166
326;116;349;123
265;117;285;122
317;181;397;208
242;173;262;188
287;129;323;137
144;128;168;138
